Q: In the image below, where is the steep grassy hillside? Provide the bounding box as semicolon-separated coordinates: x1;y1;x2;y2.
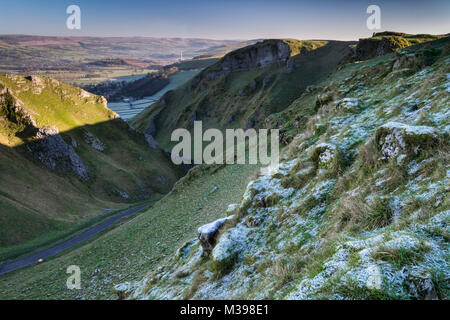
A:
0;74;183;253
1;33;446;301
0;163;260;299
131;39;356;151
118;37;450;300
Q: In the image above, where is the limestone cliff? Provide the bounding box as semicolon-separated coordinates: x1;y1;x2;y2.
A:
203;40;291;80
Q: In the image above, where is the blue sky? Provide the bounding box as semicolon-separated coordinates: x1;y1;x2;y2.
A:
0;0;448;40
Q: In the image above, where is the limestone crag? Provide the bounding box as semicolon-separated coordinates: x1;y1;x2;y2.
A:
27;126;89;180
204;40;291;80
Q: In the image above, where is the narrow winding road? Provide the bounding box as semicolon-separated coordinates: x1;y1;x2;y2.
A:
0;205;147;275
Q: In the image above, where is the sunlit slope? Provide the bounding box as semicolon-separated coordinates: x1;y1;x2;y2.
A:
0;74;117;144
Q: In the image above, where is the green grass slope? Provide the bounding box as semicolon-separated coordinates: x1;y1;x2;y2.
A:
0;74;183;253
120;36;450;300
0;163;259;299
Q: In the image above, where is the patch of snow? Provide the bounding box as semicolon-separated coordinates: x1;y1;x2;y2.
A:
198;216;234;238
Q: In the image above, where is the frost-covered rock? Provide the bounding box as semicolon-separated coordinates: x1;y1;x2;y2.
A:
310;143;340;170
114;281;137;300
211;223;249;274
375;122;440;159
198;216;234;256
241;169;294;210
336;98;360;113
176;239;200;261
226;204;240;217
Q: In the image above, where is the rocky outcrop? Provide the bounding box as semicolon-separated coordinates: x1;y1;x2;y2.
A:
25;75;45;94
355;37;396;61
197;216;234;256
204;40;291;80
353;32;425;61
83;130;105;152
0;88;37;127
375;122;440;159
111;187;130;200
211;223;249;274
310;143;340;170
1;84;89;179
27;126;89;180
144;119;159;149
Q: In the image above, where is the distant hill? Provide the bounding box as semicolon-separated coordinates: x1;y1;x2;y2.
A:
0;35;255;78
86;58;136;67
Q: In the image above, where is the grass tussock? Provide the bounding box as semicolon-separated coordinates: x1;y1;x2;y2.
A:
372;243;430;269
331;195;393;232
183;269;208;300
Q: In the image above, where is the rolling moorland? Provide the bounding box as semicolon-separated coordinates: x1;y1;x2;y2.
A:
0;32;449;299
0;35;254;85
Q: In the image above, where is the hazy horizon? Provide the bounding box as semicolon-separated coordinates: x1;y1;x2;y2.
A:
1;32;447;42
0;0;448;41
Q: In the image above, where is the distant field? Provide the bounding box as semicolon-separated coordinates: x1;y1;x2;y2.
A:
108;69;202;120
66;68;156;86
0;35;254;84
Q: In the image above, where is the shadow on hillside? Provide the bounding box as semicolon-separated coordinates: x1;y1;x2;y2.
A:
1;117;187;203
0;116;192;248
